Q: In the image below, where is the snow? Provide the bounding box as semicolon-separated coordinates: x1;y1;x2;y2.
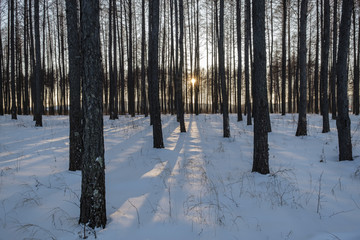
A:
0;113;359;240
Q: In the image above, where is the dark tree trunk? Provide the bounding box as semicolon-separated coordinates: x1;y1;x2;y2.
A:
219;0;230;137
213;1;219;114
287;3;292;113
113;0;118;118
47;1;55;115
331;0;338;119
11;0;17;119
34;0;42;126
23;0;30;115
336;0;353;161
269;0;274;114
108;0;114;118
119;1;125;115
194;0;200;115
236;0;243;121
320;0;330;133
29;0;36;115
169;0;175;114
177;0;186;132
245;0;251;125
314;0;320;114
141;0;147;117
353;5;359;116
0;6;3;115
128;0;135;117
109;0;118;120
15;0;22;115
79;0;107;228
252;0;269;175
148;0;164;148
281;0;287;115
66;0;83;171
295;0;308;136
356;10;360;116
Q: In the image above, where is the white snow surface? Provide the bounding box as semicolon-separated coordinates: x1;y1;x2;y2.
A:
0;113;359;240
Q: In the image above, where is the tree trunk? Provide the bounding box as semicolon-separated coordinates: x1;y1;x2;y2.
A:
252;0;269;174
148;0;164;148
219;0;230;137
141;0;147;117
287;1;292;113
353;5;359;116
245;0;252;125
79;0;107;228
295;0;308;136
320;0;330;133
236;0;243;121
331;0;338;119
34;0;42;126
113;0;118;118
269;0;274;114
336;0;353;161
10;0;17;119
355;7;360;115
66;0;83;171
15;0;22;115
194;0;200;115
128;0;135;117
0;3;3;115
177;0;186;132
23;0;30;115
119;1;125;115
314;0;320;114
281;0;287;115
108;0;114;118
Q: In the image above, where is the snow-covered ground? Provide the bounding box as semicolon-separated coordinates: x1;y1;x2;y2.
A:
0;113;359;240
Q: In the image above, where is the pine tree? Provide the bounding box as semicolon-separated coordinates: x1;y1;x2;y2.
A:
295;0;308;136
66;0;83;171
79;0;107;228
252;0;269;174
336;0;353;161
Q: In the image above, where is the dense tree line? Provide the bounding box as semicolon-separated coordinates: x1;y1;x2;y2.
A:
0;0;359;118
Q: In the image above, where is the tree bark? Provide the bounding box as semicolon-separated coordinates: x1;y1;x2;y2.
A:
331;0;338;119
119;1;125;115
252;0;269;174
34;0;42;126
148;0;164;148
219;0;230;137
141;0;147;117
128;0;135;117
245;0;252;125
236;0;243;121
281;0;287;115
0;2;3;115
66;0;83;171
177;0;186;132
295;0;308;136
314;0;320;114
269;0;274;114
79;0;107;228
320;0;330;133
10;0;17;119
287;2;292;113
336;0;353;161
353;5;359;115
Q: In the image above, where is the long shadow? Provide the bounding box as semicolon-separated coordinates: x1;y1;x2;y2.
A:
104;115;193;231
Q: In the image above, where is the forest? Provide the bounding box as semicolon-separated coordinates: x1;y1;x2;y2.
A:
1;0;359;118
0;0;360;239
